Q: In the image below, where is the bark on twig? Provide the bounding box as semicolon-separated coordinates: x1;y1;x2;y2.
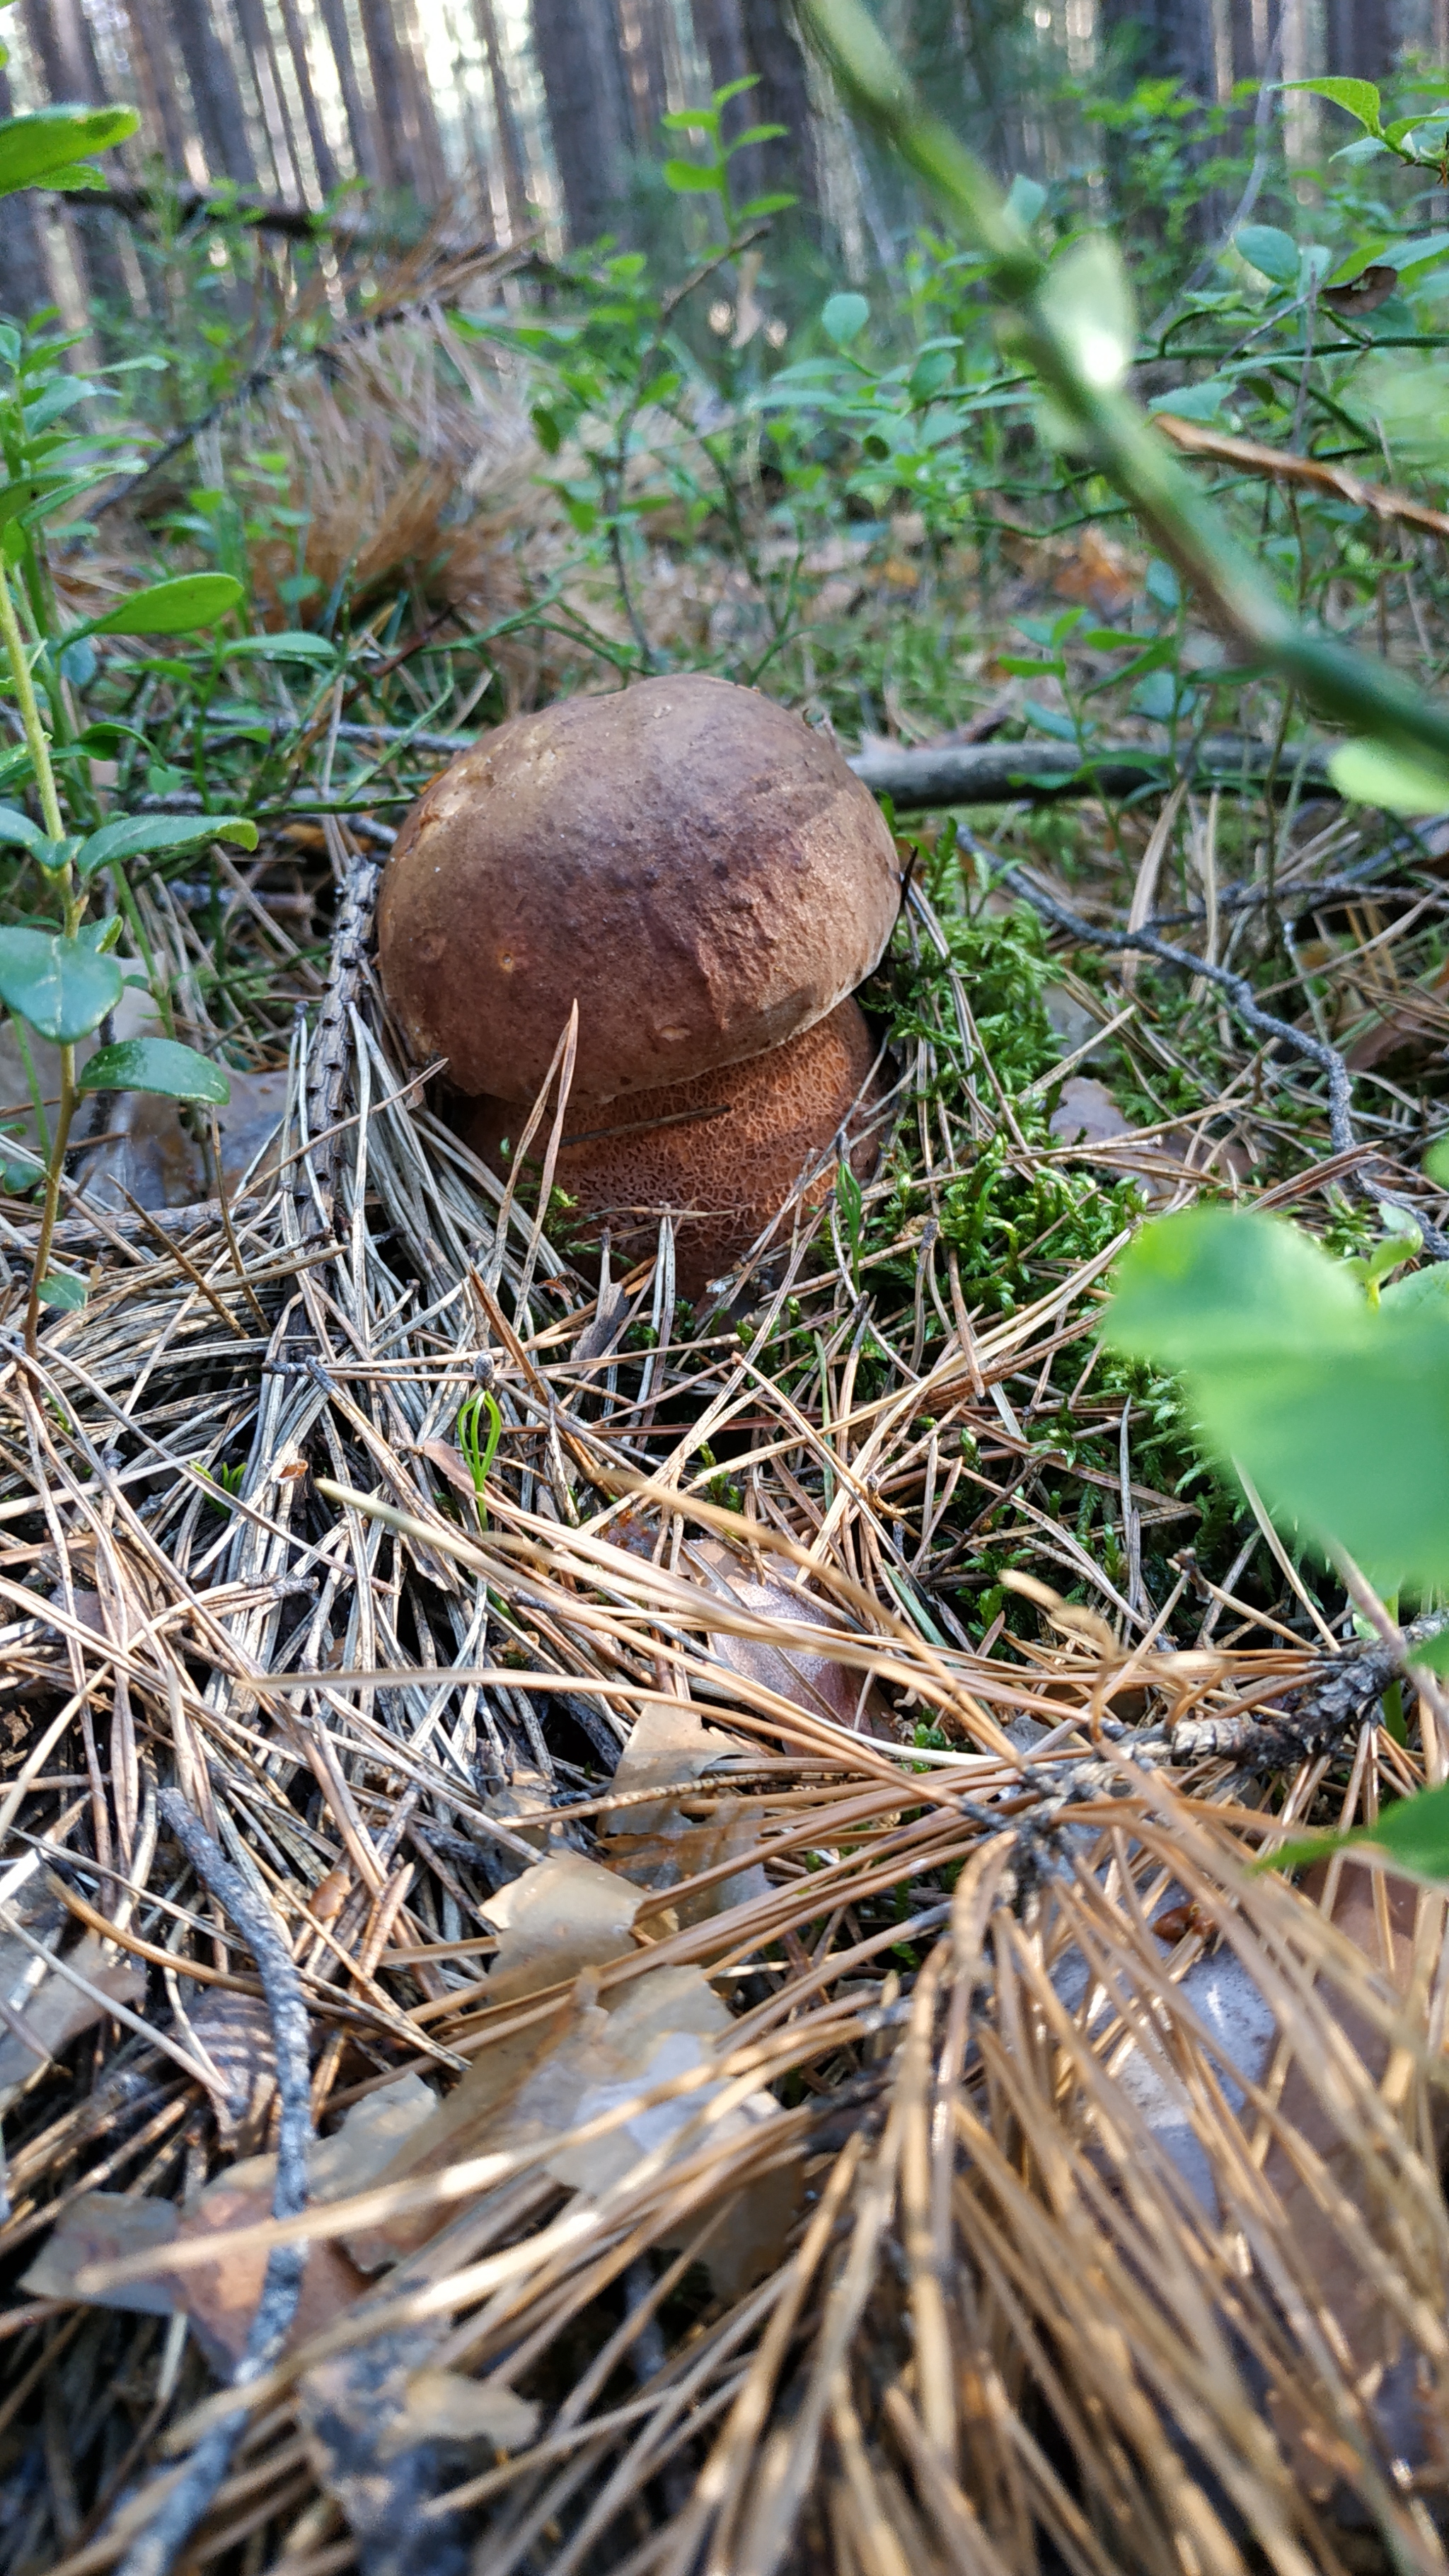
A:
114;1792;313;2576
1172;1611;1449;1764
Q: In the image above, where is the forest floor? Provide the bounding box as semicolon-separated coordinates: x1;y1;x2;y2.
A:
1;270;1449;2576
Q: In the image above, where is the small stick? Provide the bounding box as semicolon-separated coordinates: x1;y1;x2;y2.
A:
112;1180;246;1340
208;1109;268;1330
113;1791;313;2576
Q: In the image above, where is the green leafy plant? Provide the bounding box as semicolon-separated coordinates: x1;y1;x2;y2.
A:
1284;75;1449;181
0;0;137;200
1104;1202;1449;1876
0;318;252;1348
799;0;1449;809
659;79;798;228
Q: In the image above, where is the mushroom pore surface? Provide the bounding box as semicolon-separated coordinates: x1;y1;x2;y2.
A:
377;674;899;1103
461;996;883;1301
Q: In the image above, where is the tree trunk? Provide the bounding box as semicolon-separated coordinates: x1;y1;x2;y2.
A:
618;0;671;145
316;0;380;184
171;0;258;183
122;0;191;170
21;0;133;313
1228;0;1262;82
357;0;416;194
1325;0;1394;81
693;0;754;190
531;0;631;245
233;0;301;197
395;0;450;200
737;0;817;217
1097;0;1218;96
277;0;340;196
473;0;531;235
0;56;54;320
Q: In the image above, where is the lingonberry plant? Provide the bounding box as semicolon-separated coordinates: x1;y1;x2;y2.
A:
0;321;255;1347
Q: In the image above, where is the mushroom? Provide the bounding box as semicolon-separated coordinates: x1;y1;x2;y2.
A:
376;674;900;1104
462;996;882;1301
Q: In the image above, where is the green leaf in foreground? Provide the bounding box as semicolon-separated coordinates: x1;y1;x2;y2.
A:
78;1037;229;1104
35;1271;86;1313
1280;78;1384;137
1329;738;1449;815
0;926;122;1043
1260;1780;1449;1883
0;105;137;196
75;812;258;877
1236;223;1300;285
80;574;243;637
1105;1206;1449;1592
1408;1631;1449;1677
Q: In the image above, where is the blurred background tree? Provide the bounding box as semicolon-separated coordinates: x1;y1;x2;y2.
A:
0;0;1444;326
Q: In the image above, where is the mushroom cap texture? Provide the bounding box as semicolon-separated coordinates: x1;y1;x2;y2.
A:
463;996;884;1301
376;674;900;1103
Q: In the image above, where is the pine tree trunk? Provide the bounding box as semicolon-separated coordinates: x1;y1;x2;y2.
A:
531;0;631;245
1097;0;1217;96
357;0;415;193
618;0;671;145
693;0;754;175
316;0;381;184
1325;0;1394;80
277;0;340;196
473;0;531;235
21;0;134;313
0;57;54;319
122;0;191;171
737;0;817;217
396;0;449;199
171;0;258;183
233;0;301;196
1228;0;1262;81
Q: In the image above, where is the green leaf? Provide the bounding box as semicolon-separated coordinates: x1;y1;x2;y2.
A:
79;574;243;637
1425;1138;1449;1190
734;190;798;217
0;804;50;856
0;925;122;1041
1038;234;1136;391
1408;1631;1449;1675
1367;1781;1449;1877
1236;223;1300;284
77;1036;229;1103
1005;173;1046;226
214;630;338;664
1148;378;1233;421
821;291;870;347
662;157;723;192
1329;738;1449;815
1106;1207;1449;1593
36;1271;85;1312
0;105;137;197
74;812;258;877
1280;76;1383;137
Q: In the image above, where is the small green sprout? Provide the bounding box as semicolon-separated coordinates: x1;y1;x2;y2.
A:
457;1378;503;1530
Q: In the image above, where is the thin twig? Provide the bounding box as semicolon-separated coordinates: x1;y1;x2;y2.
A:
114;1792;313;2576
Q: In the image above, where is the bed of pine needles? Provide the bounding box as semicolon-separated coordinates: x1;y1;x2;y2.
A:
4;306;1449;2576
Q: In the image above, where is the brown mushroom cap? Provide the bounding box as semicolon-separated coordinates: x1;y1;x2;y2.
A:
462;996;884;1301
377;674;900;1104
